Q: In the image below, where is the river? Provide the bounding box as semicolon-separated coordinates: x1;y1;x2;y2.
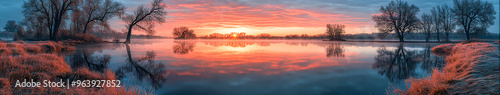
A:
65;39;446;95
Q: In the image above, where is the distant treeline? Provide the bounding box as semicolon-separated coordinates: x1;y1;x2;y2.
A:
372;0;498;42
85;31;168;39
193;32;498;40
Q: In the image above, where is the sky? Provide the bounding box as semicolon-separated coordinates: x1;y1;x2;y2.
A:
0;0;498;37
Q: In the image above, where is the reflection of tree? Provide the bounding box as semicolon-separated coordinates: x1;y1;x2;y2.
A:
116;44;168;89
285;42;299;46
204;41;254;47
325;43;345;57
67;43;123;72
202;41;281;47
256;42;271;47
300;42;308;46
372;43;420;83
65;43;125;85
172;41;195;55
420;45;445;73
68;51;111;72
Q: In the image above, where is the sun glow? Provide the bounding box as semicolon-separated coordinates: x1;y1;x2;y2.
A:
215;27;252;34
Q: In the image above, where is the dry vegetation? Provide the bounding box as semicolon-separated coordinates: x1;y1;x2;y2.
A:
59;33;106;45
396;42;500;94
0;41;74;56
0;41;144;95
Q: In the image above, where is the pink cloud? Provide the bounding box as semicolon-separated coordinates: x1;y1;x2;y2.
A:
113;0;377;37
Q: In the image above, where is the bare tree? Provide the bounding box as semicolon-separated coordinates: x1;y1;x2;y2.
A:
438;4;455;42
121;0;167;43
453;0;496;40
3;20;19;33
300;34;308;39
209;33;223;38
22;0;81;41
13;27;26;41
420;13;433;42
24;14;47;39
431;6;443;42
71;9;86;34
80;0;124;34
172;27;196;39
372;0;420;42
145;26;156;38
257;33;271;38
326;24;345;41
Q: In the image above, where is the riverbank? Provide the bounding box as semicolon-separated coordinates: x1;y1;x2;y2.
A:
395;41;500;94
324;39;498;43
0;41;142;95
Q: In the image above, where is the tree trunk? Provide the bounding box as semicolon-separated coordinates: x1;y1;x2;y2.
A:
465;29;470;40
125;25;133;44
83;22;90;34
445;32;449;42
425;32;430;42
181;31;186;39
399;36;404;42
465;20;472;40
126;44;133;63
436;30;440;42
49;29;53;40
396;30;404;42
53;21;61;42
125;43;155;77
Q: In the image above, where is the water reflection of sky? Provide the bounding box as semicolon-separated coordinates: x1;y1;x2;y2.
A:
66;39;445;95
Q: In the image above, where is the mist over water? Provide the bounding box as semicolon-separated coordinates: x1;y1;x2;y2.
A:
66;39;446;95
0;37;13;41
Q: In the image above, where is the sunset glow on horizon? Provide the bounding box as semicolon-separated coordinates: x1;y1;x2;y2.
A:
109;0;382;37
1;0;499;94
1;0;499;37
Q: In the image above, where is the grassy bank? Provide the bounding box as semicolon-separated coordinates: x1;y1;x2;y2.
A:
323;39;498;43
395;41;500;94
0;41;144;95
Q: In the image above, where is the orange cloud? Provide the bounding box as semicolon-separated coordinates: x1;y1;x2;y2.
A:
112;0;377;37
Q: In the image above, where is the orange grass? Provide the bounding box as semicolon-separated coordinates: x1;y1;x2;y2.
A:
0;42;143;95
396;42;500;94
0;41;74;56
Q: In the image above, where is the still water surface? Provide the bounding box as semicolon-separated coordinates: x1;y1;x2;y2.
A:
66;39;445;95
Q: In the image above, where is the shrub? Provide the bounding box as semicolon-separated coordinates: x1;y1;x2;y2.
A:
37;41;65;53
22;45;42;53
432;44;455;57
460;39;486;44
113;38;120;43
72;33;103;43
